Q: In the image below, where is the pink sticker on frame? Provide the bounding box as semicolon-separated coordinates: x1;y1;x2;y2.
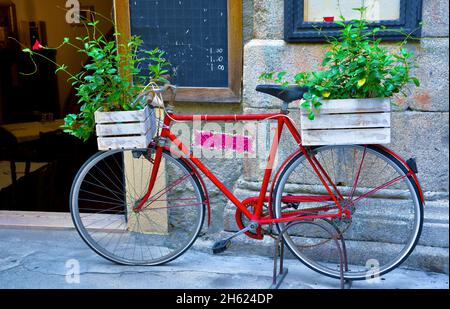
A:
194;130;255;154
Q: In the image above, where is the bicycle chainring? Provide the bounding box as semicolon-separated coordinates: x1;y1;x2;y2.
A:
235;200;270;240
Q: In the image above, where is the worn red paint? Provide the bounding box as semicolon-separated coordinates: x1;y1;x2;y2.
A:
414;92;431;107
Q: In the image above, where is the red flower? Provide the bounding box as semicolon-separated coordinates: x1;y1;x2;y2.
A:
32;40;43;51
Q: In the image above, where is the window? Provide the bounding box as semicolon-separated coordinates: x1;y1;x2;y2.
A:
285;0;423;42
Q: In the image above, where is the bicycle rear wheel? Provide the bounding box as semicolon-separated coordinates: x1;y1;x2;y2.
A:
70;146;206;265
273;145;423;280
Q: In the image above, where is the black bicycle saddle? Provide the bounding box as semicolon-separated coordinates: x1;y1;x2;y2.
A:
256;85;309;103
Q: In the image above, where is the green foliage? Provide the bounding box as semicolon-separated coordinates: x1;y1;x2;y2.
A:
260;7;420;120
23;23;170;141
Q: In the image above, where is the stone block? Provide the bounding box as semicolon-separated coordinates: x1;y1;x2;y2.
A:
243;0;254;43
422;0;450;37
406;39;449;112
253;0;284;40
390;112;449;193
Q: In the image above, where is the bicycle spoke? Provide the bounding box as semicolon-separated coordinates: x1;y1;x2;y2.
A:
143;172;194;209
86;169;124;202
81;179;123;197
348;146;367;201
80;189;124;204
350;174;408;205
111;153;139;202
79;198;124;206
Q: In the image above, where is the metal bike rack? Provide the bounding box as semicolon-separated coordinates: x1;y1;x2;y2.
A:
270;220;352;289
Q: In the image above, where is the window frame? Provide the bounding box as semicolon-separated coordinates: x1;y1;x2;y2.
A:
284;0;423;42
114;0;243;103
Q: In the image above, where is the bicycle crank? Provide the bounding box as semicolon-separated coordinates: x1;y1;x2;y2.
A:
235;200;270;240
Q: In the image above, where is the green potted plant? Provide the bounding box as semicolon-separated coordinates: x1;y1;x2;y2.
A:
23;19;170;150
261;7;420;146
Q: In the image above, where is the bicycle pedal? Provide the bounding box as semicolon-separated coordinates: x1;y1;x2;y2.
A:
212;239;231;254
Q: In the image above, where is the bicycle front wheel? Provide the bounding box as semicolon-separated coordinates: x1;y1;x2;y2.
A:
70;147;206;266
273;145;423;280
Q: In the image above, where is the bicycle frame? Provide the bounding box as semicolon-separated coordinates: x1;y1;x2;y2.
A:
132;108;424;240
135;111;349;228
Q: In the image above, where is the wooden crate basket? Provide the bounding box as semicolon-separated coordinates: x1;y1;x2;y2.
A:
95;105;156;151
300;98;391;146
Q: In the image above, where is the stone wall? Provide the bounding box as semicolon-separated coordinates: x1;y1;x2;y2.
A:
223;0;449;273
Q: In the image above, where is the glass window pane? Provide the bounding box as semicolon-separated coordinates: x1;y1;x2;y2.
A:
304;0;401;22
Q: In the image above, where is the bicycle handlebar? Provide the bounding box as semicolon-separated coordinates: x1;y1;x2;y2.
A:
132;83;177;108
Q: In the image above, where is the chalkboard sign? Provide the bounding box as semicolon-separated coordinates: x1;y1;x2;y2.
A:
114;0;242;103
129;0;229;88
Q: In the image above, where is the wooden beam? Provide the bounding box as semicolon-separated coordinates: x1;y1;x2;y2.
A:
228;0;244;101
0;211;74;229
113;0;131;54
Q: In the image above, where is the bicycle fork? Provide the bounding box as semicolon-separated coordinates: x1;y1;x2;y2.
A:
132;143;165;212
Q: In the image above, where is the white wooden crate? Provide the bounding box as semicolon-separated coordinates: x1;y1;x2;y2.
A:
94;105;156;151
300;98;391;146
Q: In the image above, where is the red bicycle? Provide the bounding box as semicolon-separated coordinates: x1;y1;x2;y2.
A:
70;85;424;281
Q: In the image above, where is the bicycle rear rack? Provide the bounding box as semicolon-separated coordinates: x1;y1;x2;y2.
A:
270;220;352;289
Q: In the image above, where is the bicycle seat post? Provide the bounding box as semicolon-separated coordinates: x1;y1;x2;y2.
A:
281;101;289;115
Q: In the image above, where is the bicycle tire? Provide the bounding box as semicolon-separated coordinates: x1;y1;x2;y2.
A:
70;146;206;266
272;145;423;281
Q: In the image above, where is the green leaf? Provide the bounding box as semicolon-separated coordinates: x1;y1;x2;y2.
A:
308;112;315;121
313;101;323;109
87;20;100;27
300;101;310;109
303;92;312;100
259;72;273;81
294;72;306;83
276;71;287;82
411;77;420;87
55;64;68;73
400;48;408;57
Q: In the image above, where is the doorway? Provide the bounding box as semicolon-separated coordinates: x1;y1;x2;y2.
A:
0;0;113;214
